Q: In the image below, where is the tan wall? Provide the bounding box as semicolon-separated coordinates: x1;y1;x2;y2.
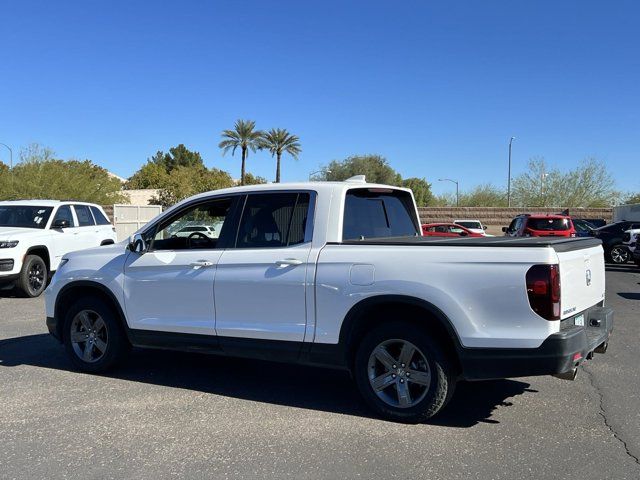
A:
418;207;613;228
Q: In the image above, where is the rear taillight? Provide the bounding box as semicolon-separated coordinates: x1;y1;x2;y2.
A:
526;264;561;320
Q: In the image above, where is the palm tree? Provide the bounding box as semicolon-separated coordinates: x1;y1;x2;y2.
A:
218;119;263;185
260;128;301;183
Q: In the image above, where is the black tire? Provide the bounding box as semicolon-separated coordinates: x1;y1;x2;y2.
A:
17;254;48;298
63;295;128;373
608;245;630;264
354;322;457;423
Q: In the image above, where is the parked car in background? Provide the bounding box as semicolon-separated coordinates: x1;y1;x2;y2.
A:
592;221;640;264
453;219;489;236
174;225;217;238
0;201;116;297
422;223;484;237
572;219;596;237
583;218;607;228
45;178;613;423
502;214;576;238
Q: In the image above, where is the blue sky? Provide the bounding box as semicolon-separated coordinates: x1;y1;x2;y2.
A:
1;0;638;195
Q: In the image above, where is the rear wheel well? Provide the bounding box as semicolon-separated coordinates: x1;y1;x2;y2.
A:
26;246;50;271
55;284;129;342
342;300;462;375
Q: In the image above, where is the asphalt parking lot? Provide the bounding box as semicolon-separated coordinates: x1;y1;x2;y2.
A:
1;266;639;480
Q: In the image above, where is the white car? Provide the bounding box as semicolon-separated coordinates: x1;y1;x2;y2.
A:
0;200;116;297
173;225;216;238
454;219;491;236
45;178;613;422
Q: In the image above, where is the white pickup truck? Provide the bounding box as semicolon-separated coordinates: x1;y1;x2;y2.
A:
45;178;613;422
0;201;117;297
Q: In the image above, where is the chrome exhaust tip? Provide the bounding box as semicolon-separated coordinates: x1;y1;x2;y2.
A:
553;368;578;381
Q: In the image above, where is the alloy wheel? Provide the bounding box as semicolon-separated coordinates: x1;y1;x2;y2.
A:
367;339;431;409
610;246;630;264
70;310;109;363
27;262;45;295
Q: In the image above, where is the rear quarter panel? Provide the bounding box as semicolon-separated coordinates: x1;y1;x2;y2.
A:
315;244;561;349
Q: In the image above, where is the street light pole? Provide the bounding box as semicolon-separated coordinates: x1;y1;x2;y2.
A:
507;136;515;207
438;178;459;207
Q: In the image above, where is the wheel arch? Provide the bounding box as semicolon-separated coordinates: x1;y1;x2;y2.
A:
338;295;464;374
54;280;130;342
25;245;50;271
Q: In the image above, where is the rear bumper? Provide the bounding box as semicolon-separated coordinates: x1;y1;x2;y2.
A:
460;306;614;380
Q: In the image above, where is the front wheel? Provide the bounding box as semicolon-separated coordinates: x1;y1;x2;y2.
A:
63;296;128;373
17;255;48;297
609;245;630;264
354;322;457;423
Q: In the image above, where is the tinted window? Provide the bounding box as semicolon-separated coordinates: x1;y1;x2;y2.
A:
527;218;570;231
456;221;481;229
52;205;75;227
236;193;311;248
152;198;233;250
90;206;111;225
74;205;95;226
0;206;53;229
342;189;418;240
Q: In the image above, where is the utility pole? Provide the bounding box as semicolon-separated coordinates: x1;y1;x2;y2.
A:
438;178;459;207
507;137;515;207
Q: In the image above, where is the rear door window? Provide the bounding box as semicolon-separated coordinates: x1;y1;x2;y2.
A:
74;205;95;227
236;193;311;248
90;206;111;225
342;188;419;240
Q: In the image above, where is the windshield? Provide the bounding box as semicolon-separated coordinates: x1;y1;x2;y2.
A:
0;206;54;229
527;218;571;231
456;221;482;229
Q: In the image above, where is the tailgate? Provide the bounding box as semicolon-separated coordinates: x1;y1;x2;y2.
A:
556;245;606;319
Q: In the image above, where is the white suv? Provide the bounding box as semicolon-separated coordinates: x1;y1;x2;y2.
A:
0;200;117;297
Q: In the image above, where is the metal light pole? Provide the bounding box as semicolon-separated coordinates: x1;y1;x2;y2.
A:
438;178;459;207
0;142;13;196
507;136;515;207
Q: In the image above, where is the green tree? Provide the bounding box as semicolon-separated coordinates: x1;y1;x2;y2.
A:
218;119;263;186
402;177;433;206
0;158;127;204
126;161;170;189
150;144;205;173
259;128;301;183
459;184;507;207
151;166;234;207
511;157;617;207
624;193;640;205
242;172;268;185
315;155;402;185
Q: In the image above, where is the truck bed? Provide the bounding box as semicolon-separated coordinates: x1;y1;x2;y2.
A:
334;236;602;252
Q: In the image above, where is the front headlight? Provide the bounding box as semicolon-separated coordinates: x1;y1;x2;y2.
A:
0;240;19;248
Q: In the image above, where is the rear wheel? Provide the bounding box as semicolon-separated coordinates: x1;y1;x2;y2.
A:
17;255;48;297
63;296;128;373
354;322;457;423
609;245;630;264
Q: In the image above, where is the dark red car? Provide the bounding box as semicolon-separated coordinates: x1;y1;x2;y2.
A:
422;223;484;237
502;214;576;238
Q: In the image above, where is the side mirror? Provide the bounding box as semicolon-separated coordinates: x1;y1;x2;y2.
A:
128;233;147;254
501;226;508;233
483;225;488;230
52;219;70;229
459;231;468;237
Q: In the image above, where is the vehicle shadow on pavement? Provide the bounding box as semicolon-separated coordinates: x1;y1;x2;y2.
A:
0;333;533;428
617;292;640;300
605;264;639;273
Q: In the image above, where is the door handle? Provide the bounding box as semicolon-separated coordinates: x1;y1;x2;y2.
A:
275;258;303;267
190;260;214;268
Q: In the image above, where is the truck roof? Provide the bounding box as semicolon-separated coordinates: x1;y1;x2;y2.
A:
184;179;413;204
